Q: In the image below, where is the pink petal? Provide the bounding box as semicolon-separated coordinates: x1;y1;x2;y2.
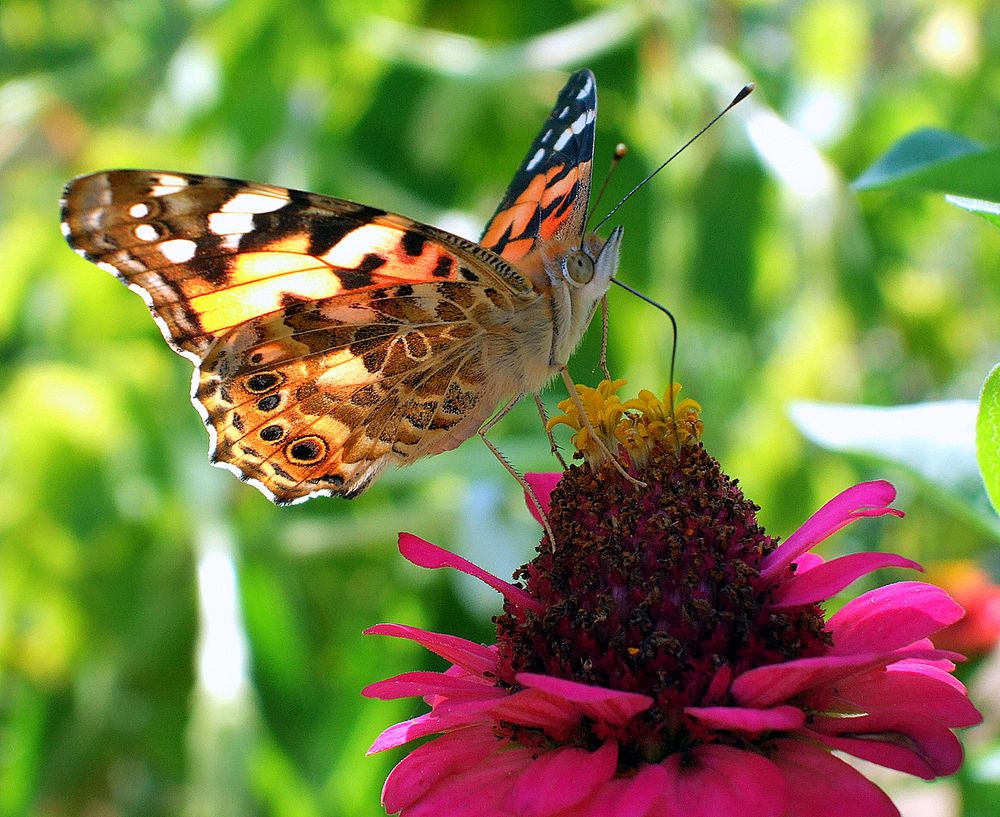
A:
732;652;896;709
517;672;654;726
684;705;804;732
564;779;641;817
508;741;618;817
368;698;499;753
704;665;733;703
771;552;922;608
885;658;967;694
362;670;504;701
833;665;981;728
769;739;900;817
364;623;496;675
761;481;902;582
657;745;787;817
567;765;667;817
811;732;938;780
790;552;825;573
731;646;957;709
398;533;543;613
828;581;965;655
809;712;965;779
483;687;582;739
382;726;502;812
524;472;561;524
400;745;536;817
893;638;962;669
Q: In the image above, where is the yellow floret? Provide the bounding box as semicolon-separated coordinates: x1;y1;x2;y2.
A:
548;380;702;467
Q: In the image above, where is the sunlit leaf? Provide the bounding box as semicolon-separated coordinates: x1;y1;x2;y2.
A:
854;128;1000;200
946;194;1000;229
977;364;1000;517
789;400;1000;540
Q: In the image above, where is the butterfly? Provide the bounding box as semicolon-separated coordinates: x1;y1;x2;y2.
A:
60;69;623;504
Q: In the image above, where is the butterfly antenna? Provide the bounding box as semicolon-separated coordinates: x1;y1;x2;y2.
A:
593;83;754;234
584;143;628;235
610;278;682;452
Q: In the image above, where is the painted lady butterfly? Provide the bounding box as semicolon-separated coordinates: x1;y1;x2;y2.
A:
61;69;622;504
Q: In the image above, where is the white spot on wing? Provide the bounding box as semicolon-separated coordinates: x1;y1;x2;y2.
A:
129;202;150;218
559;106;570;119
160;238;198;263
135;223;159;241
117;254;146;273
541;128;553;143
323;223;399;268
209;211;254;236
60;221;71;237
525;148;545;172
220;192;288;214
570;112;587;134
150;174;188;197
96;177;113;206
576;76;593;100
82;210;102;231
554;128;572;151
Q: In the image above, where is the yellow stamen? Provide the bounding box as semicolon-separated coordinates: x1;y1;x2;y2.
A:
547;379;628;464
547;380;703;467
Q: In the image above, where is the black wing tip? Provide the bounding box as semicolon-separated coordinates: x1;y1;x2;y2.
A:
563;68;596;100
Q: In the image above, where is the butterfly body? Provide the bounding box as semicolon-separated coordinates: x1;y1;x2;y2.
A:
61;70;617;502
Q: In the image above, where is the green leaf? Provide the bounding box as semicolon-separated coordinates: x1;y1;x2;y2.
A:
946;194;1000;229
854;128;1000;200
976;364;1000;516
790;400;1000;540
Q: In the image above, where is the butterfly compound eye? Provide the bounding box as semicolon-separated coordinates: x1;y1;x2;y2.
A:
565;251;595;285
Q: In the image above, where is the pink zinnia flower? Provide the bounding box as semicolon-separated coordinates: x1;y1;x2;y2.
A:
364;382;981;817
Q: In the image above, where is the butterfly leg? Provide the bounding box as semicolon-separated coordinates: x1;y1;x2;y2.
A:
479;394;558;548
533;393;568;470
598;295;612;381
559;366;645;488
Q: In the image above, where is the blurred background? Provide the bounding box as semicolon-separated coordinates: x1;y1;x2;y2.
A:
2;1;999;815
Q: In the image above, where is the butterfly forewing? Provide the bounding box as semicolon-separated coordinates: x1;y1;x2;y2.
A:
480;69;596;262
61;170;540;501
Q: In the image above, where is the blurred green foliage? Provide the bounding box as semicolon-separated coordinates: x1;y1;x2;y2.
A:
2;1;1000;815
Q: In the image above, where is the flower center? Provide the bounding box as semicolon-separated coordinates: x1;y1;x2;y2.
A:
494;382;831;765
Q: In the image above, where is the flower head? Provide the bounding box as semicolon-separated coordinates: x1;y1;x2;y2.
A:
365;381;981;817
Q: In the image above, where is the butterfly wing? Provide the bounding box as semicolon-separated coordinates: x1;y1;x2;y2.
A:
480;69;597;262
61;170;536;502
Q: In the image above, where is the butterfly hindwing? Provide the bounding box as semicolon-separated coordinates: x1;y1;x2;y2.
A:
480;69;597;262
195;278;521;501
61;170;536;501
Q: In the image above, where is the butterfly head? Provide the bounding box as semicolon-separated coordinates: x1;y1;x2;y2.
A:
535;225;622;366
563;224;622;308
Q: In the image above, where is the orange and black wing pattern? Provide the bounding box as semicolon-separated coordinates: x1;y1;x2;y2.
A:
480;69;596;262
60;170;533;502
